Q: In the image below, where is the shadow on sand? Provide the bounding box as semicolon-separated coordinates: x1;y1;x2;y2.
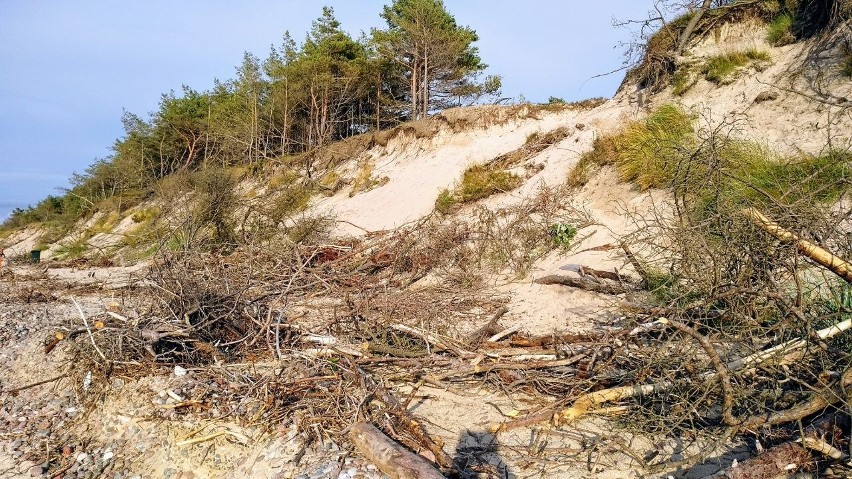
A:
451;429;514;479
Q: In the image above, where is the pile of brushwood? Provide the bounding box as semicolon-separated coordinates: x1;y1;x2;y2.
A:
48;147;852;478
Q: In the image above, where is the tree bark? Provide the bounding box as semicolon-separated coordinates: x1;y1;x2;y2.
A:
533;274;632;295
349;422;446;479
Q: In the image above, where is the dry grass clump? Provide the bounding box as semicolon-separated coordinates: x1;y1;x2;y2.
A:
569;105;694;189
435;165;522;214
671;64;700;96
460;164;520;203
436;127;571;213
349;161;389;197
492;127;571;169
702;49;771;84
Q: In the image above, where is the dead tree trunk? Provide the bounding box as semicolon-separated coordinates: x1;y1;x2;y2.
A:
349;422;446;479
743;208;852;283
677;0;713;55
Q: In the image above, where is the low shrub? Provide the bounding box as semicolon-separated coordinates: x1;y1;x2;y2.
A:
549;223;577;248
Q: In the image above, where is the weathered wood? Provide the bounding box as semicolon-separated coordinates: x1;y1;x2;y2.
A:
620;242;651;286
744;207;852;283
534;274;631;295
349;422;446;479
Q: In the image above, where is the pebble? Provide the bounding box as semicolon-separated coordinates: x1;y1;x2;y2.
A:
28;464;44;476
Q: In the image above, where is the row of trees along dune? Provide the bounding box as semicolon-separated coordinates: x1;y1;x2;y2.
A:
3;0;500;231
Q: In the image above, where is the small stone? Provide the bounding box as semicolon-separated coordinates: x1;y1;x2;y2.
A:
76;452;90;463
28;464;44;476
754;91;779;103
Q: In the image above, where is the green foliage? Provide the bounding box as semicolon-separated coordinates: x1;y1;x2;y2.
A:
435;188;456;214
612;105;695;190
547;96;566;104
767;13;795;45
645;268;680;304
570;103;852;215
693;145;852;219
374;0;500;119
813;284;852;349
549;223;577;248
569;105;694;189
702;50;770;84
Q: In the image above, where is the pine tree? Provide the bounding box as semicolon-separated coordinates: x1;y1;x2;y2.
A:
373;0;500;120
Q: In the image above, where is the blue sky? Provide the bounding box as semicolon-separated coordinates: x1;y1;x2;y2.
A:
0;1;655;220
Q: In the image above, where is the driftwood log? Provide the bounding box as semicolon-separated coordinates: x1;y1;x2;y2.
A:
743;207;852;283
533;274;631;295
349;422;446;479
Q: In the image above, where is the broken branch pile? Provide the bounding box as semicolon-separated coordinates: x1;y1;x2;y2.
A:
51;198;852;476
